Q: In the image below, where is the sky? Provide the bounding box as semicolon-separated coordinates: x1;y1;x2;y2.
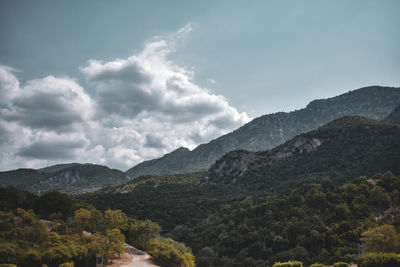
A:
0;0;399;171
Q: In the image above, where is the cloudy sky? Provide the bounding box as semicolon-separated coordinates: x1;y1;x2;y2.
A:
0;0;399;171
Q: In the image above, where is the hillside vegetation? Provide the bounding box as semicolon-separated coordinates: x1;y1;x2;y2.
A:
186;173;400;266
81;116;400;233
127;86;400;178
204;116;400;192
0;188;194;267
0;164;129;194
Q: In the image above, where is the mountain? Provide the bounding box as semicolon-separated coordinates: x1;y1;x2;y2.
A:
126;147;191;178
384;105;400;124
81;115;400;233
126;86;400;178
0;163;129;194
39;163;82;173
202;116;400;191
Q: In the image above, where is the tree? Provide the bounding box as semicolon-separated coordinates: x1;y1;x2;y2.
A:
104;210;128;231
361;224;400;253
92;228;125;263
147;238;195;267
34;192;73;220
72;208;91;234
107;228;125;257
125;219;160;250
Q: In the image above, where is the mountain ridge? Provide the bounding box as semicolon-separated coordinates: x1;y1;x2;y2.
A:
0;163;129;194
202;115;400;190
126;86;400;178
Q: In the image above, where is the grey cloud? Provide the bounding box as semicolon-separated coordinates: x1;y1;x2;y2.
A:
97;83;161;117
90;63;151;84
0;123;10;145
210;115;243;129
6;93;83;131
145;134;165;148
17;139;86;159
160;101;224;124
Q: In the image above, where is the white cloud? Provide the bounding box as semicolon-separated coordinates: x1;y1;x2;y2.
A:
1;72;94;132
0;25;250;171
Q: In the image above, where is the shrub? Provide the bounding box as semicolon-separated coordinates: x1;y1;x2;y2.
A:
333;262;349;267
273;261;303;267
0;264;17;267
147;238;195;267
310;264;324;267
59;262;74;267
357;252;400;267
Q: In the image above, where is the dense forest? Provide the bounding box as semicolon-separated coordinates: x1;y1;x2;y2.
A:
183;172;400;266
2;173;400;266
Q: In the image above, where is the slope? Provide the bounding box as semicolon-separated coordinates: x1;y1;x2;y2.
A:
203;116;400;192
0;163;130;194
126;86;400;178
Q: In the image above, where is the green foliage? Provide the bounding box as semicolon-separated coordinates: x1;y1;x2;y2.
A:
0;187;37;211
147;237;195;267
77;172;244;232
104;209;128;230
0;264;17;267
58;262;74;267
0;189;192;267
273;261;303;267
357;252;400;267
91;228;125;263
189;174;400;267
333;262;349;267
125;218;160;250
72;208;91;234
35;192;73;221
361;224;400;253
310;264;324;267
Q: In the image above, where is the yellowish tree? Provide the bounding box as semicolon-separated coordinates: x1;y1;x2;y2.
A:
104;209;128;231
361;224;400;253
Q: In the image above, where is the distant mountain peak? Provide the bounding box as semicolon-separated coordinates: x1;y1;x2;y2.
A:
126;86;400;178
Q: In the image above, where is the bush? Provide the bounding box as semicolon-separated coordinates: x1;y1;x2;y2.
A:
357;253;400;267
310;264;324;267
333;262;349;267
147;238;195;267
0;264;17;267
273;261;303;267
59;262;74;267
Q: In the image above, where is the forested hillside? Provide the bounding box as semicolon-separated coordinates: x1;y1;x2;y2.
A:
203;116;400;191
81;116;400;233
184;172;400;266
127;86;400;178
0;164;129;194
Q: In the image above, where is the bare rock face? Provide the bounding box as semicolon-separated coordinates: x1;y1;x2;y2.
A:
272;137;322;158
202;150;256;184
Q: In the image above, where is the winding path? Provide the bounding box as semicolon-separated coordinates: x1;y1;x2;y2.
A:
108;244;159;267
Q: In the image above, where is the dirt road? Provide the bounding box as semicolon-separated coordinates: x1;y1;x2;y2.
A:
108;243;159;267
